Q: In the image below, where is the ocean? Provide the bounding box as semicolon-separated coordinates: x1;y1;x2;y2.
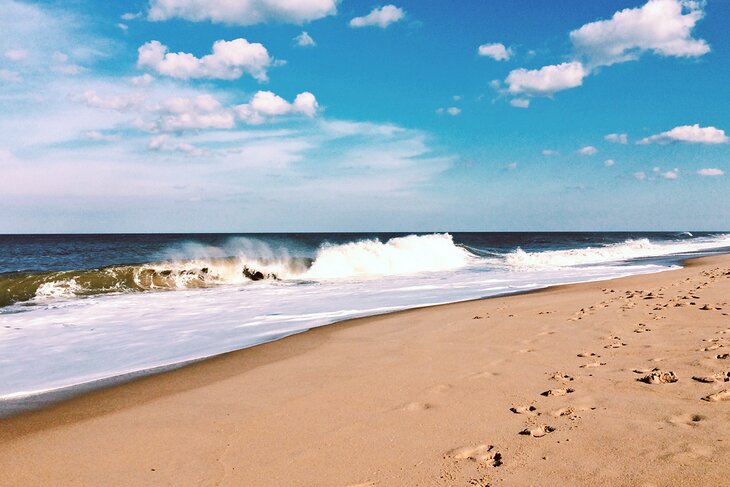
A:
1;232;729;404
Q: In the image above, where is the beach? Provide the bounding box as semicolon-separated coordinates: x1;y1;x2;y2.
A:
2;253;730;486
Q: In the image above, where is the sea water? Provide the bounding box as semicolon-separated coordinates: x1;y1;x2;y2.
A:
1;232;729;401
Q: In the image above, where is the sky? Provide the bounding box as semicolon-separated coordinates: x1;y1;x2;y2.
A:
0;0;728;232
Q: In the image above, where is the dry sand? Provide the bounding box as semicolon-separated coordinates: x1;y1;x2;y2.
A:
2;255;730;486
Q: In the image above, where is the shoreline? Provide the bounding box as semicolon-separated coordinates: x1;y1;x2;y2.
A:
0;260;681;418
2;254;730;485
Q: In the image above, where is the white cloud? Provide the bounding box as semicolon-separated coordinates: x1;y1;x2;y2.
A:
505;61;588;96
662;168;679;179
235;91;319;125
697;168;724;177
604;133;628;144
137;39;273;82
578;145;598;155
633;171;647;181
156;94;236;131
147;0;337;25
117;23;129;31
509;98;530;108
294;31;316;48
130;73;155;86
477;43;512;61
148;134;209;156
542;149;559;156
436;107;461;116
5;49;28;61
604;159;615;167
71;90;145;111
570;0;709;67
638;124;728;144
121;12;142;20
350;5;405;28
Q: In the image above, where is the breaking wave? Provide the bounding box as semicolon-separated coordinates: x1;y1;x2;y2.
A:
0;234;472;308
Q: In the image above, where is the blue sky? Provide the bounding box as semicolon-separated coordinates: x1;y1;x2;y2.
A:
1;0;728;232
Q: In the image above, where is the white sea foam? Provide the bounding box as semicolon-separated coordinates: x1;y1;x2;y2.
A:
304;233;472;279
503;235;730;269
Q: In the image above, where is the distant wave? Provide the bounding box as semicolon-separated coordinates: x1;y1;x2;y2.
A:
502;234;730;269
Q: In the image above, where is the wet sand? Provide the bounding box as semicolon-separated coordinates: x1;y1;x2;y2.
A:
2;254;729;486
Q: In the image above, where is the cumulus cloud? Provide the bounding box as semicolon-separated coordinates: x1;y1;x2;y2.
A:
638;124;728;145
604;159;615;167
661;168;679;179
604;133;628;144
697;168;724;177
235;91;319;125
155;94;236;131
509;98;530;108
633;171;647;181
570;0;710;67
477;43;512;61
350;5;405;28
578;145;598;155
500;1;710;106
147;0;337;25
542;149;559;156
137;39;273;82
294;31;316;48
505;61;588;96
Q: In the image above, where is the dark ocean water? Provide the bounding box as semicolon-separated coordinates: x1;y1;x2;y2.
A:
0;231;719;274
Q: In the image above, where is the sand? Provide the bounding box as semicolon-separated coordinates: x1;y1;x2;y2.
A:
2;255;730;486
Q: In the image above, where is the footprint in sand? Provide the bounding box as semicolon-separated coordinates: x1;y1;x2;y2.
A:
579;361;606;369
637;370;678;384
510;405;538;415
447;444;503;467
548;371;574;382
541;388;574;397
668;413;706;427
519;425;555;437
549;407;576;417
577;352;600;358
701;390;730;402
716;353;729;360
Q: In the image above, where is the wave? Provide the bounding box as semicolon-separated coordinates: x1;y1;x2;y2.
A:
0;234;472;308
502;234;730;269
304;233;472;279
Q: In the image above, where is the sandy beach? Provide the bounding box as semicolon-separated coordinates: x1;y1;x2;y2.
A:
2;254;730;486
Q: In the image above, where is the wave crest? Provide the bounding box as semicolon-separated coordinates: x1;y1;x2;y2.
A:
304;233;472;279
